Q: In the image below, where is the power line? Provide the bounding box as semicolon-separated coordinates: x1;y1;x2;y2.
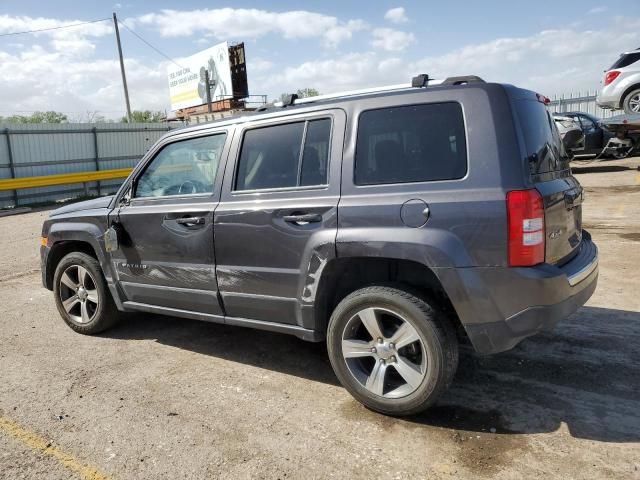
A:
0;18;111;37
117;20;184;69
0;15;184;69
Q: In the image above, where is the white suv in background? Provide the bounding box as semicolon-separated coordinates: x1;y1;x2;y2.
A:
597;48;640;114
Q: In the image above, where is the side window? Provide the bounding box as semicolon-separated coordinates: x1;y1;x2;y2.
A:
300;119;331;186
578;116;596;131
235;118;331;191
355;103;467;185
135;134;226;198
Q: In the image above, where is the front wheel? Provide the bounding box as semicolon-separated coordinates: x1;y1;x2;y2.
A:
53;252;120;334
327;285;458;416
623;88;640;114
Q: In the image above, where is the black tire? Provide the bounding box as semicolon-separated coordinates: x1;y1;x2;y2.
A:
53;252;120;335
623;88;640;115
327;285;458;416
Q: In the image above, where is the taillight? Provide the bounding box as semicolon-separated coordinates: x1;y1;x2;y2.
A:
604;70;621;86
507;189;545;267
536;93;551;105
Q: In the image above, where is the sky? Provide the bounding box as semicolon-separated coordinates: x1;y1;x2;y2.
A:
0;0;639;120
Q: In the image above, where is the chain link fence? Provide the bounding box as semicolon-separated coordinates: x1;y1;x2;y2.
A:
548;90;618;119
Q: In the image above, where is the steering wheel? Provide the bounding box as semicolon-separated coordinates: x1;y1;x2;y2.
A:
177;180;207;195
178;180;197;195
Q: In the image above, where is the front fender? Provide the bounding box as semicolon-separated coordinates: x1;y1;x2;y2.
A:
48;221;108;270
45;217;126;309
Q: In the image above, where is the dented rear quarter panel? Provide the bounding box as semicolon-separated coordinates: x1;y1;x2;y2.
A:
336;83;525;269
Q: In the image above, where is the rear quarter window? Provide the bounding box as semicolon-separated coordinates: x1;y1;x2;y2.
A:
610;52;640;69
515;99;570;174
354;102;467;185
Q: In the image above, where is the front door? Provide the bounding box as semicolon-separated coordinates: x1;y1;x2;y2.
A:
214;110;345;328
111;130;230;317
577;115;603;154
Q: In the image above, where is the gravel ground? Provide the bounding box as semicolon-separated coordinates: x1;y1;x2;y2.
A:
0;158;639;479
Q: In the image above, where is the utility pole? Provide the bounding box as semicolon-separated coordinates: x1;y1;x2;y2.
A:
113;12;132;123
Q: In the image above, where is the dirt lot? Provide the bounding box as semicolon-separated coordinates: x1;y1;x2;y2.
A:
1;158;639;480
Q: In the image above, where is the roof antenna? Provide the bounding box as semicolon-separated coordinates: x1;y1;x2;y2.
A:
411;74;429;88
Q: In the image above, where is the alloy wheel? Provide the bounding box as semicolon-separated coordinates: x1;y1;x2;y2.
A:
58;265;100;324
629;94;640;113
341;307;428;398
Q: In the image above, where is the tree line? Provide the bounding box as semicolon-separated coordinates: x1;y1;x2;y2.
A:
0;110;166;124
0;88;320;124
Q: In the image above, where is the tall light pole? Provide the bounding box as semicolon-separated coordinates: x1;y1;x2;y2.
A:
113;12;132;123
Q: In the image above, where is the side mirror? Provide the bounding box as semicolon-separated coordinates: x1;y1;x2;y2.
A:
104;225;119;252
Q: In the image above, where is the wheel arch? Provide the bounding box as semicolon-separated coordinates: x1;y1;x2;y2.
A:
45;240;99;289
621;83;640;109
45;220;114;289
313;256;466;341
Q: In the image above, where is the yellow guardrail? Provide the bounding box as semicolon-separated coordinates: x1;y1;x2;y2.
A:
0;168;133;191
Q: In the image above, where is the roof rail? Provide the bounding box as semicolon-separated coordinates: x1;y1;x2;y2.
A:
273;76;449;107
272;83;413;107
272;74;483;108
442;75;485;86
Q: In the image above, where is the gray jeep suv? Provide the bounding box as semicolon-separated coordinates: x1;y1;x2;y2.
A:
40;76;598;415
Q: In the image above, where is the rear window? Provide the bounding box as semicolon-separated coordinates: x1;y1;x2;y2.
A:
610;52;640;69
355;102;467;185
515;100;570;174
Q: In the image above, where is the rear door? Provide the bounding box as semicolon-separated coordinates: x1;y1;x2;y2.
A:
512;94;583;264
214;110;345;327
111;130;230;316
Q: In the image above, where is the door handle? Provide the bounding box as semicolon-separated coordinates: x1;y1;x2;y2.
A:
283;213;323;225
176;216;205;227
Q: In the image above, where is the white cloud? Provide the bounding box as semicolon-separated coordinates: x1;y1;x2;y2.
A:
49;38;96;56
1;12;639;119
257;21;640;99
0;14;112;57
249;58;274;73
0;14;113;40
138;8;367;48
384;7;408;24
258;53;405;97
371;28;415;51
588;7;608;14
0;44;168;118
410;27;640;94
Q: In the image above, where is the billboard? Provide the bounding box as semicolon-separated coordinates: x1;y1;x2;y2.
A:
168;41;233;111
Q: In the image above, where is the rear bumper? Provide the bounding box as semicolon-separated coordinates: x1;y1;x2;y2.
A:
596;86;621;110
438;231;598;354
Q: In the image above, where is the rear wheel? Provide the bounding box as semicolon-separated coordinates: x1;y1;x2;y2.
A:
623;88;640;114
53;252;120;334
327;285;458;416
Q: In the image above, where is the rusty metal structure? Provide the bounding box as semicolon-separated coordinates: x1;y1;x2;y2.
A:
175;43;266;122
